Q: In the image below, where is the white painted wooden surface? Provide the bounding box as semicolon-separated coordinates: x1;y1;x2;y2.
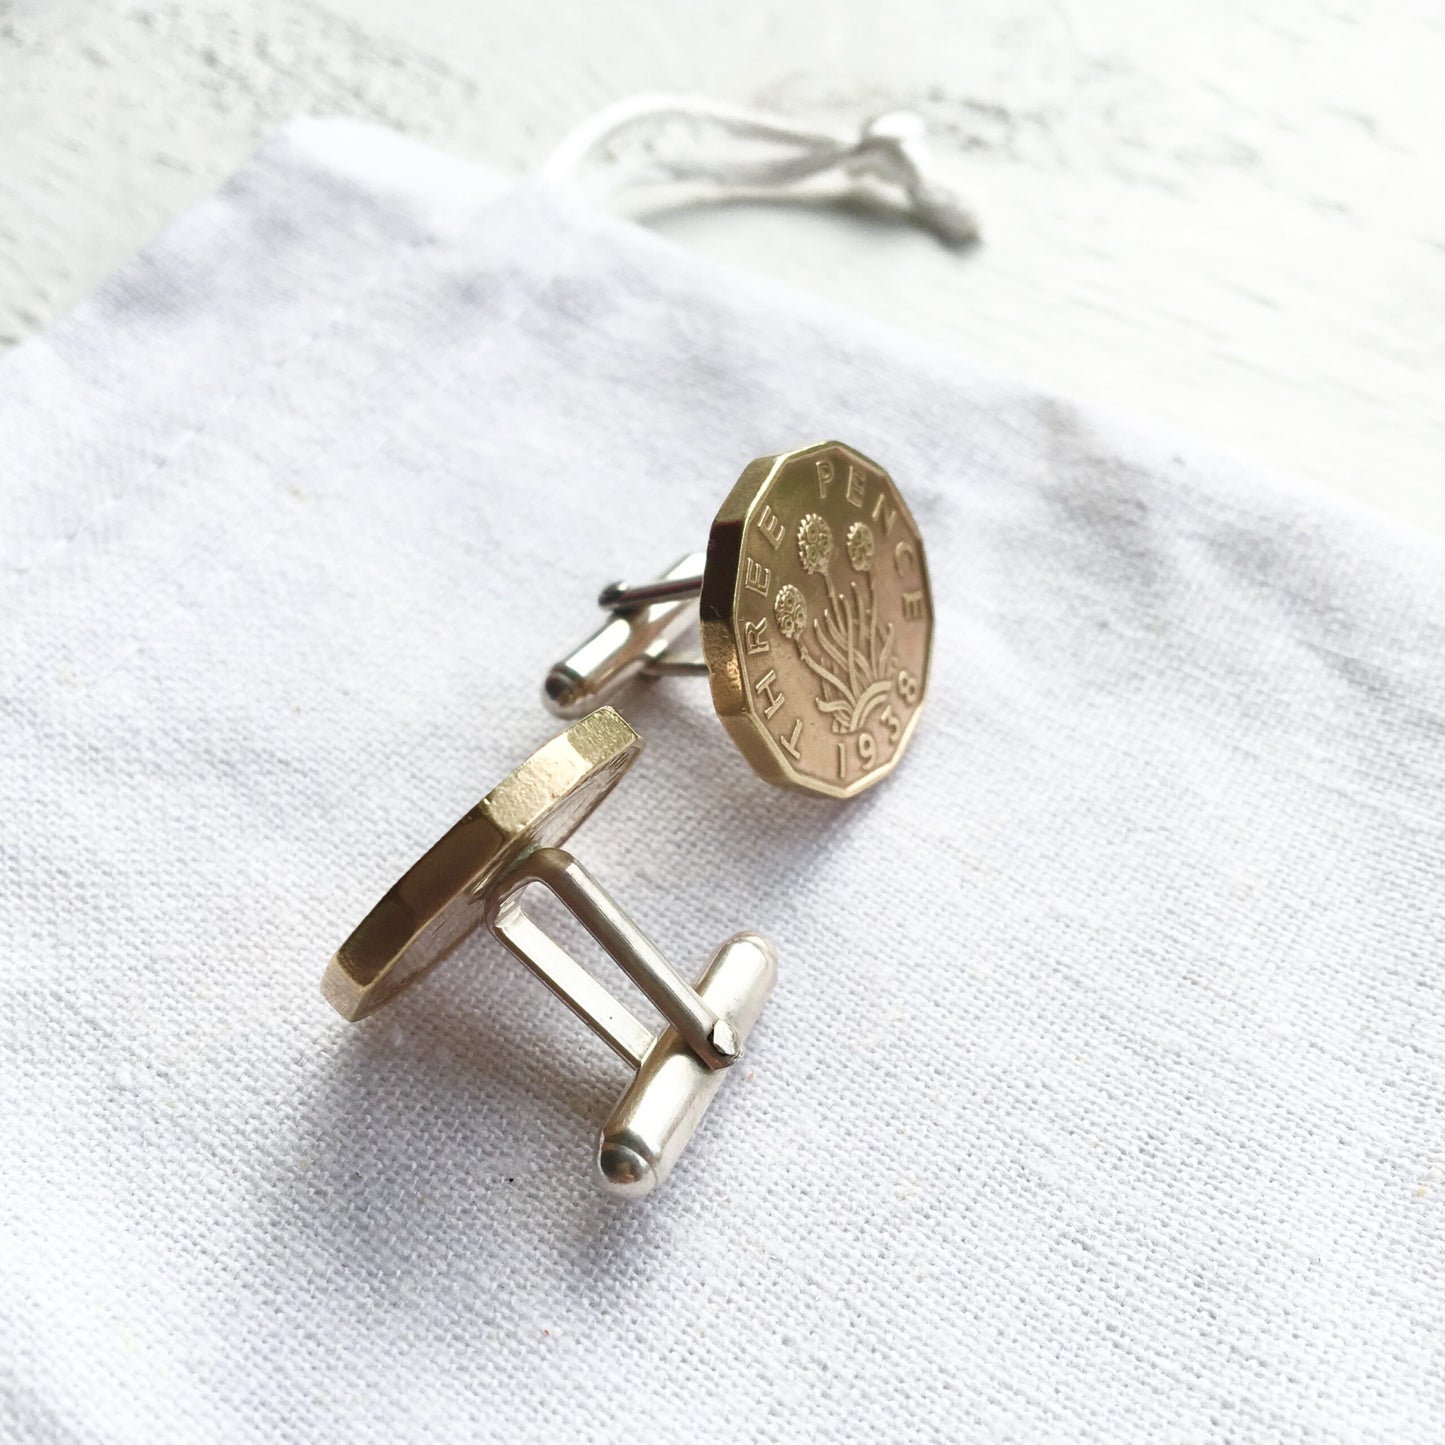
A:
2;0;1442;535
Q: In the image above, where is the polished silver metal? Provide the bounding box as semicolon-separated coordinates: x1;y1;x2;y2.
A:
599;574;703;610
487;847;771;1196
323;706;776;1198
489;847;739;1070
487;892;655;1069
598;932;775;1197
640;655;708;678
545;553;704;719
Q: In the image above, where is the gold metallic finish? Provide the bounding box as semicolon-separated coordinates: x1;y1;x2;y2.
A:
701;441;932;799
546;441;932;799
321;707;777;1197
322;707;641;1022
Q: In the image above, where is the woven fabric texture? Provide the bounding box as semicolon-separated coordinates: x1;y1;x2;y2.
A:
1;118;1442;1443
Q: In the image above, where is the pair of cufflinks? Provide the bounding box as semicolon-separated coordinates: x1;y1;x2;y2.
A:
322;441;933;1197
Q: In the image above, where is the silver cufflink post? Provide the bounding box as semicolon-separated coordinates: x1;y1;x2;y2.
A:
545;440;934;800
545;552;710;715
322;707;776;1197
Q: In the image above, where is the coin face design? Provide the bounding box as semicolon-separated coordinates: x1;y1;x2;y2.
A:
700;441;932;799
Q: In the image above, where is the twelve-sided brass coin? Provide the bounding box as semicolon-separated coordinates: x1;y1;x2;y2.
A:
701;441;932;799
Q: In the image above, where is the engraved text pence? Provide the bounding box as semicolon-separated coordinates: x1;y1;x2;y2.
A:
736;445;931;791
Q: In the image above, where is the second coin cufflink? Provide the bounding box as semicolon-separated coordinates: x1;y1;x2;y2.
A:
323;707;776;1199
546;440;933;799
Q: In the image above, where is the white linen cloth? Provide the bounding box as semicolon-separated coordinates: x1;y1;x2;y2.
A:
1;117;1442;1443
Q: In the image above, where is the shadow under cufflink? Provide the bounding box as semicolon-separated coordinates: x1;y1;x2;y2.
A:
288;920;762;1294
275;428;937;1269
293;707;777;1247
284;936;628;1278
251;732;869;1317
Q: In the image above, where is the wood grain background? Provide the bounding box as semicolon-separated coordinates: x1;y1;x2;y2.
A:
2;0;1441;534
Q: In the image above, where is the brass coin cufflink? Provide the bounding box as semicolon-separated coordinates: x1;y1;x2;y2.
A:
322;707;777;1198
546;440;933;799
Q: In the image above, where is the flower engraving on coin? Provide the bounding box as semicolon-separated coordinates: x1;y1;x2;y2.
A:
773;583;807;640
796;583;896;735
707;440;929;798
845;521;874;572
785;513;895;735
796;513;833;574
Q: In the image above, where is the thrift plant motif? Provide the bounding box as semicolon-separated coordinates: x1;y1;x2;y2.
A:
782;513;895;734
